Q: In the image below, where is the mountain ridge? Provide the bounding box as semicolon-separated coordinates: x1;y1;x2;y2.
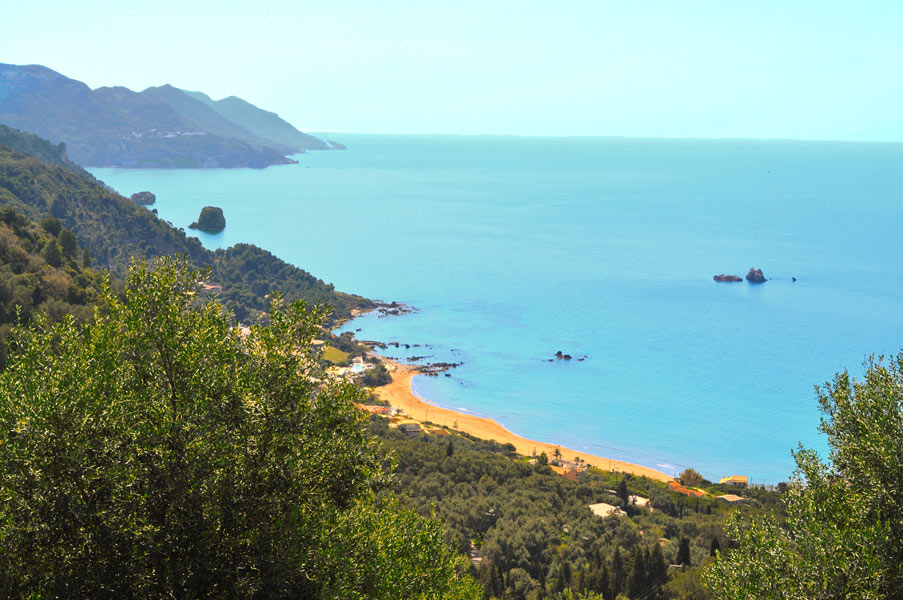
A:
0;63;340;168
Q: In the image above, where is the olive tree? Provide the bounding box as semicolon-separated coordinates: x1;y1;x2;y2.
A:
706;353;903;599
0;257;477;599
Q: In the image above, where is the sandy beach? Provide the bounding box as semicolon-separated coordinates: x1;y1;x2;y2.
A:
374;360;673;482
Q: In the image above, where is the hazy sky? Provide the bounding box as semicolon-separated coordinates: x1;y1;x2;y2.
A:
3;0;902;140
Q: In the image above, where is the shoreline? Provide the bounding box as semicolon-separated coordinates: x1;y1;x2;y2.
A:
373;359;674;483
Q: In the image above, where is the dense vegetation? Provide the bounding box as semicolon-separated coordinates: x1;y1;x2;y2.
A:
0;258;479;599
0;139;369;322
0;125;96;180
0;208;109;367
213;243;369;322
372;422;781;600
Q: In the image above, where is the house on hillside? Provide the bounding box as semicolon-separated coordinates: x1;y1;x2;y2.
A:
715;494;748;504
719;475;749;488
390;420;422;438
667;480;706;497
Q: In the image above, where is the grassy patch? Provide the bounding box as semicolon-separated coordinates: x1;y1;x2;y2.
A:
321;345;349;364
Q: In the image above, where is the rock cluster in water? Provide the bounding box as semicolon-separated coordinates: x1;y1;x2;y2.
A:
713;268;768;283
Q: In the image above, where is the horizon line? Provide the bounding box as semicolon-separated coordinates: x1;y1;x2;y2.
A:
307;131;903;145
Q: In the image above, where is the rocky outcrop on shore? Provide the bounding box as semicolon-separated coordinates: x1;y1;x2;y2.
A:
713;274;743;282
745;268;767;283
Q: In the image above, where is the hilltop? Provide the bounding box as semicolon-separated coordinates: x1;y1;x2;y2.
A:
0;63;341;168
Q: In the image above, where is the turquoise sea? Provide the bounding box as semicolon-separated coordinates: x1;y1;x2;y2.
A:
91;135;903;483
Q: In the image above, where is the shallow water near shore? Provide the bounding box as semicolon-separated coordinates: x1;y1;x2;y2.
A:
91;134;903;483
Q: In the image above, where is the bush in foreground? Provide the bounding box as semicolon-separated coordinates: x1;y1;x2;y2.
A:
706;353;903;599
0;257;477;599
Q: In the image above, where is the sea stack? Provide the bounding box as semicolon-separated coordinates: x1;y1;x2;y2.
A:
189;206;226;233
745;268;767;283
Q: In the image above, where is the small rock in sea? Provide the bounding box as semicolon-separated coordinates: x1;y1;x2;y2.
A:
714;274;743;282
562;354;572;360
577;358;584;361
792;277;797;282
546;359;554;362
555;350;563;358
444;373;451;377
746;268;767;283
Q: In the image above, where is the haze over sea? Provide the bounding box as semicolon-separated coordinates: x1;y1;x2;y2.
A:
91;134;903;483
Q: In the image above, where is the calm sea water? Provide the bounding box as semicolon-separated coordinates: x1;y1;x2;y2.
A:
91;135;903;483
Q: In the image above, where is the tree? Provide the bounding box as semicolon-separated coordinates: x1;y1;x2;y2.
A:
0;257;478;599
58;228;78;258
706;353;903;599
617;476;630;505
709;536;721;557
680;468;705;487
41;238;61;267
677;537;692;566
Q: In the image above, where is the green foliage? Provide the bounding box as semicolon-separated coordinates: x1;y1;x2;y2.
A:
360;362;392;387
212;243;371;323
0;125;96;180
0;258;477;599
374;425;746;600
679;468;706;487
0;206;105;368
617;476;630;505
706;353;903;599
677;537;691;566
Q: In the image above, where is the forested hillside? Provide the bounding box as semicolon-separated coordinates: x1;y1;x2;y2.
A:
0;207;109;367
0;132;370;322
372;420;782;600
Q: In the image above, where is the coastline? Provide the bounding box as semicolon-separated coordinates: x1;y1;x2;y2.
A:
374;359;673;483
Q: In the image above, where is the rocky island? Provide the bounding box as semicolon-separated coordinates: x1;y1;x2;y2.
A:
713;274;743;282
746;268;767;283
189;206;226;233
130;191;156;205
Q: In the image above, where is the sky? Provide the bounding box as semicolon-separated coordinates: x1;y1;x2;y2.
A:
2;0;902;141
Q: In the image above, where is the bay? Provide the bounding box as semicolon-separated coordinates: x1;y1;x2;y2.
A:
91;134;903;483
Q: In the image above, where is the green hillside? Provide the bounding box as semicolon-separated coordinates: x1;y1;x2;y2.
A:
0;135;370;323
0;207;109;367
